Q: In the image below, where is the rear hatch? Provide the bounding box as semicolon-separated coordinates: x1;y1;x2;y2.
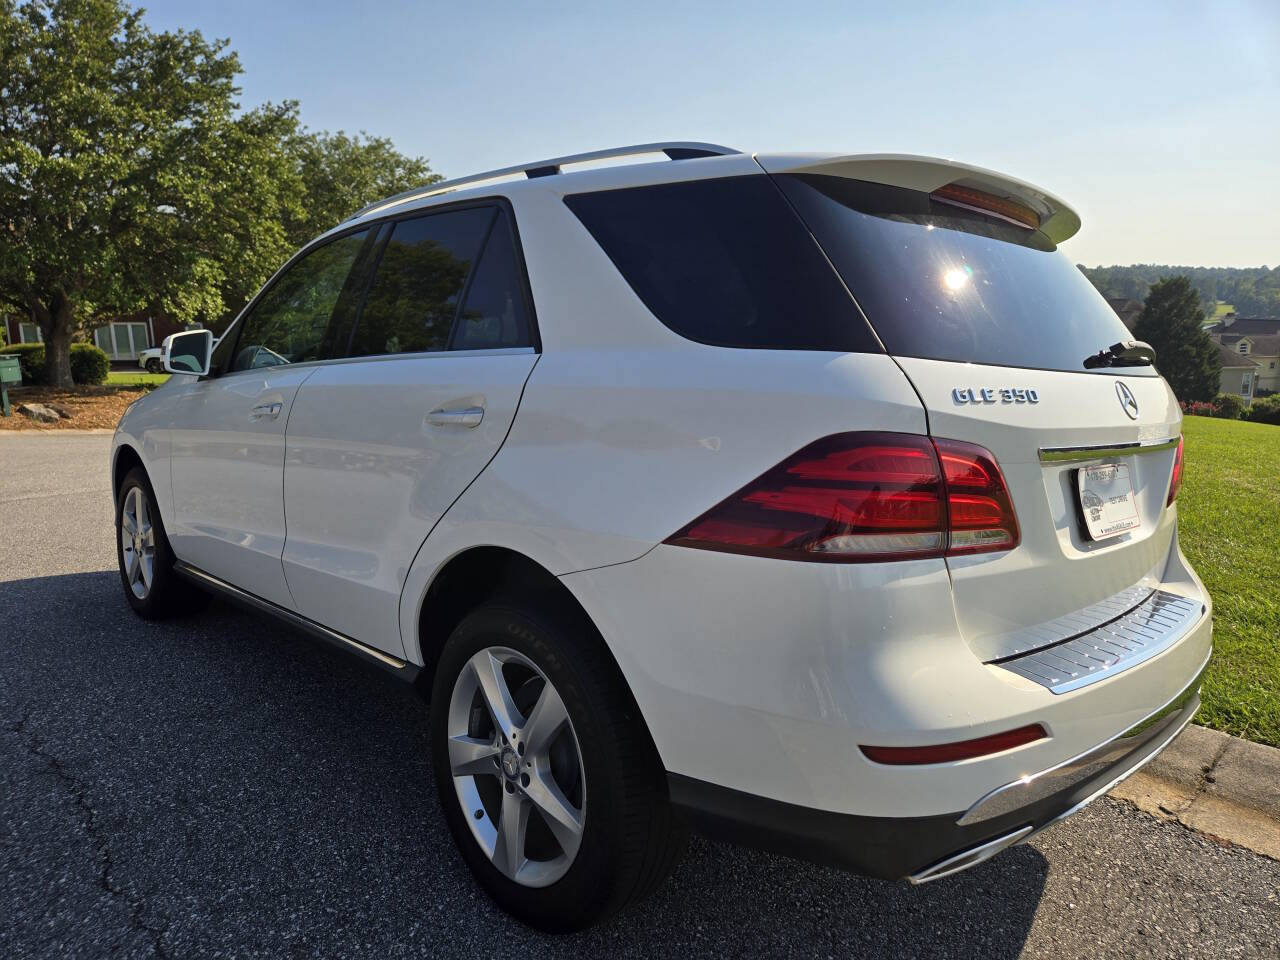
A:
759;155;1184;657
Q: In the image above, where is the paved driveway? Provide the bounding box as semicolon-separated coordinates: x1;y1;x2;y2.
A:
1;432;1277;958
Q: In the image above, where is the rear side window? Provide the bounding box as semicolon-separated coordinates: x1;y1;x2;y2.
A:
564;176;880;353
350;207;495;357
775;174;1155;375
229;229;370;372
451;214;532;351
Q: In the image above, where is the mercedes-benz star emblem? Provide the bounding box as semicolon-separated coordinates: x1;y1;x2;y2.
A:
1115;381;1139;420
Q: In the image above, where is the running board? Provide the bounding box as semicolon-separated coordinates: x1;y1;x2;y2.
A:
173;561;418;680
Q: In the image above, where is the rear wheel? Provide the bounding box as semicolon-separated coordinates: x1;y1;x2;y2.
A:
429;601;685;931
115;466;206;619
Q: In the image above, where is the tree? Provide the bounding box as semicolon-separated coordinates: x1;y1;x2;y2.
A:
286;130;438;248
0;1;434;386
1134;276;1222;402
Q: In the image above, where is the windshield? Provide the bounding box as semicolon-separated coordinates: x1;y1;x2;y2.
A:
775;174;1155;376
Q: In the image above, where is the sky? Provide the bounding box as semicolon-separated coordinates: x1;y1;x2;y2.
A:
140;0;1279;268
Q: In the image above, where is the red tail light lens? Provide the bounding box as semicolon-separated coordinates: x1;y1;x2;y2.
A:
1167;435;1185;506
665;432;1020;562
935;439;1020;555
860;723;1047;766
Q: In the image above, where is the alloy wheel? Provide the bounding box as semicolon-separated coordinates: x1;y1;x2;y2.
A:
120;485;156;600
447;646;586;888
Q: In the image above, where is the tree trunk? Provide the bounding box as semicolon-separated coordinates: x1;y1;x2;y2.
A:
36;291;76;389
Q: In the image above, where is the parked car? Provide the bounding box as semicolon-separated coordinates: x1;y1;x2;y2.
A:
111;143;1211;931
136;345;164;373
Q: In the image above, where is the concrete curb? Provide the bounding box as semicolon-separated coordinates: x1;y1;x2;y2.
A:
1112;723;1280;860
0;428;116;435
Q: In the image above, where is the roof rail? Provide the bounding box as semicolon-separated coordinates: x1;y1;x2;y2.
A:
346;141;741;222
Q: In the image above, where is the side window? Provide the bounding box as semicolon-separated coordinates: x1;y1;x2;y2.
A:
229;230;369;373
349;207;494;357
451;209;532;351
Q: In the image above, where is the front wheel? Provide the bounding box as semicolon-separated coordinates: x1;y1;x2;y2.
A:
115;466;206;619
145;358;162;374
429;601;685;931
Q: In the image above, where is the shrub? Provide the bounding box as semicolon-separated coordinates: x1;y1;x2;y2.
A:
70;343;109;384
1246;395;1280;426
0;341;110;385
1214;393;1246;420
1180;399;1218;418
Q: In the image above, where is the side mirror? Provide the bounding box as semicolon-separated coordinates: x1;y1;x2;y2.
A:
163;329;213;376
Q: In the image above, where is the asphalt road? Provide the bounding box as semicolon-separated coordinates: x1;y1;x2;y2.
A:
1;431;1277;959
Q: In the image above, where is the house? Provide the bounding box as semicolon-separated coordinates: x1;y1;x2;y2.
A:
1107;297;1144;332
1216;343;1258;403
3;309;193;364
1209;317;1280;394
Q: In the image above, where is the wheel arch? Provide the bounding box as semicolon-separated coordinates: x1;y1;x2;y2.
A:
111;442;145;504
413;547;655;756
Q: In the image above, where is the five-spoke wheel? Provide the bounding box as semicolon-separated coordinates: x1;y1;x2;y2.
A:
448;646;585;887
119;484;156;599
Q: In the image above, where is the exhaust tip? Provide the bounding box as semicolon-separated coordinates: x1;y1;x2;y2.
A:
907;825;1033;885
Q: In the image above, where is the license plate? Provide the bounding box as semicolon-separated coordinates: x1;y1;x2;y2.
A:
1077;463;1140;540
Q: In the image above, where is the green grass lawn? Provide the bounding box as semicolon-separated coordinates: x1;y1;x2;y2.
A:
1211;301;1236;318
105;370;170;388
1178;416;1280;746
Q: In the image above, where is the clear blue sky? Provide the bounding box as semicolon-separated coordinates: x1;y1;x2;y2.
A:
142;0;1278;268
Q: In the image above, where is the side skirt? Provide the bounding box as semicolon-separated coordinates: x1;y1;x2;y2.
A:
173;561;421;683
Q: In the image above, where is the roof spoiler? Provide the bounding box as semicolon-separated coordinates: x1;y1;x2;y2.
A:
754;153;1082;245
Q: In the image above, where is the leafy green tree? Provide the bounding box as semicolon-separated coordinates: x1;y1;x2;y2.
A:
0;0;434;386
0;0;300;385
286;129;438;247
1134;276;1222;402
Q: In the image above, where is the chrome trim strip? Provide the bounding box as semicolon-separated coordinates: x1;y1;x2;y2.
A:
958;651;1209;826
175;563;409;670
907;826;1034;885
995;590;1205;694
1037;436;1180;463
1023;696;1200;842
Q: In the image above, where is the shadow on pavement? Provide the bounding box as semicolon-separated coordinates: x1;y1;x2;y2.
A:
0;571;1048;958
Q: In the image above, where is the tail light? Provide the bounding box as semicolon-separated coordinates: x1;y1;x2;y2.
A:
1167;435;1185;506
665;432;1019;562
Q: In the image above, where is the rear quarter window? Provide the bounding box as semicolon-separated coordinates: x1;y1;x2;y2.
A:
564;176;880;353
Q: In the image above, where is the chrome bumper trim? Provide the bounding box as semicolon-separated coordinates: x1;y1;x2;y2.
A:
1038;436;1179;463
958;652;1209;826
993;589;1205;694
907;826;1034;885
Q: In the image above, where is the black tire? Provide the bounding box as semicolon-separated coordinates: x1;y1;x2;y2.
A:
115;466;208;619
429;599;686;932
145;358;162;374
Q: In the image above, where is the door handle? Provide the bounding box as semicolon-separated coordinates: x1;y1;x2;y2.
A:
249;401;283;421
426;406;484;428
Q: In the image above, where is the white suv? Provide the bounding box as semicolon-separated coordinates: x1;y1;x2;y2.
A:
111;142;1212;931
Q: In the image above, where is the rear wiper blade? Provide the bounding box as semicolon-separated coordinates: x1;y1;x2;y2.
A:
1083;340;1156;369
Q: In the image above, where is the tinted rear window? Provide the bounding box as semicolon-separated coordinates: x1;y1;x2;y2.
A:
775;174;1155;375
564;176;880;353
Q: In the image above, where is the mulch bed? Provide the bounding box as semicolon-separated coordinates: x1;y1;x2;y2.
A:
0;385;147;431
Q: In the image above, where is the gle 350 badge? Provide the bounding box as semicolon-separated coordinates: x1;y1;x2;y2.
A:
952;387;1041;405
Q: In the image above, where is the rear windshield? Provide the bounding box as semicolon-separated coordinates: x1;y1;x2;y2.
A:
564;176;881;353
775;173;1155;375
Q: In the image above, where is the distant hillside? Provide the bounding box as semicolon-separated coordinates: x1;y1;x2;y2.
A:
1079;265;1280;317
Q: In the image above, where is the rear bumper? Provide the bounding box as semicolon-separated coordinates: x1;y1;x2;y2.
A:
669;656;1206;882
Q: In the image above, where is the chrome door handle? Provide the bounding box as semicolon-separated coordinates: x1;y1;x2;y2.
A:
426;406;484;428
249;401;283;420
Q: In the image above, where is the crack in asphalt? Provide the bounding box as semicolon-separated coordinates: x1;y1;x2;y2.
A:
3;708;171;959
